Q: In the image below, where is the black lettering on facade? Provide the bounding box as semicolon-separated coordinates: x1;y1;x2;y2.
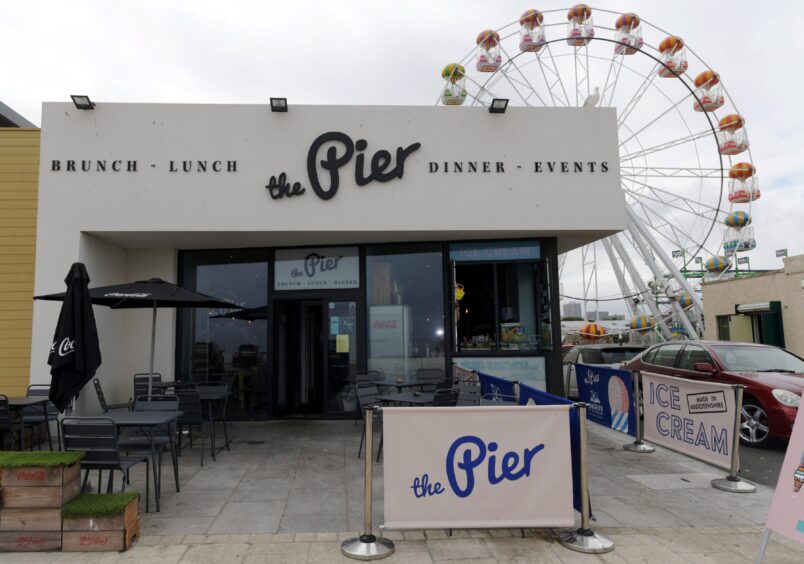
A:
96;161;106;172
51;160;61;171
197;161;206;172
212;161;222;172
127;160;137;172
468;162;477;172
601;161;609;172
482;161;490;172
112;160;122;172
66;160;75;172
227;160;237;172
496;161;505;173
574;161;583;172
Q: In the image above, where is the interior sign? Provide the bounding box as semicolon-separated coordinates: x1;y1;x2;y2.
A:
274;247;359;290
265;131;421;201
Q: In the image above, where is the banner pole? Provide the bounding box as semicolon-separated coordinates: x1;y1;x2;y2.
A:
623;371;654;453
342;406;395;560
559;403;615;554
712;385;756;493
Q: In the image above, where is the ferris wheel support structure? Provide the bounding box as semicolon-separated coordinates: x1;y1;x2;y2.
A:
600;238;638;320
608;233;673;340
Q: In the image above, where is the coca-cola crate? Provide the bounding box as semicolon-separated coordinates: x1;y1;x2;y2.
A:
0;453;83;510
0;451;85;552
62;493;140;552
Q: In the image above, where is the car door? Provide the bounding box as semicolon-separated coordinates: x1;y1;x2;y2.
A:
643;343;684;376
675;344;718;382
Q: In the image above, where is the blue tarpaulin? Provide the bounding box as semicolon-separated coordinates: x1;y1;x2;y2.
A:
518;383;587;516
574;364;637;437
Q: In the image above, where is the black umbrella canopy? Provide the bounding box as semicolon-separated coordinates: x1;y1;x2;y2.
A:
35;278;241;310
36;277;243;395
47;263;102;412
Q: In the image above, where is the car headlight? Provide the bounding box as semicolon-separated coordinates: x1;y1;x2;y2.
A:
772;389;801;407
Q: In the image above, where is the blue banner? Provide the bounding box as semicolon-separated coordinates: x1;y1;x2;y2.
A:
477;372;517;403
518;384;586;515
574;364;636;437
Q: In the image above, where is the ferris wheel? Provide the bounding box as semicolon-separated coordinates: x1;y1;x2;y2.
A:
438;5;758;341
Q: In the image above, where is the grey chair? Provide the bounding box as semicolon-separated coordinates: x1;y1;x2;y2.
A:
0;395;21;450
457;384;482;406
22;385;60;450
61;417;150;512
197;383;231;454
93;378;132;413
356;370;384;386
415;368;447;392
118;395;180;493
133;373;163;399
432;388;460;407
174;388;210;466
356;384;383;462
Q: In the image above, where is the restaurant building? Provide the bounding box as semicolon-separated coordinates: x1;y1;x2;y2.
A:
30;103;625;418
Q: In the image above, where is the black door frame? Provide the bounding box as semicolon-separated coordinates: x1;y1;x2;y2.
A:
271;290;362;418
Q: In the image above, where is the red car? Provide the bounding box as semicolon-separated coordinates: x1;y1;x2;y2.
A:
623;341;803;447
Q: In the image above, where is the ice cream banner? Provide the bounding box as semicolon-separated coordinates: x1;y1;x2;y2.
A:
765;401;804;544
574;364;636;436
383;405;574;529
641;372;735;470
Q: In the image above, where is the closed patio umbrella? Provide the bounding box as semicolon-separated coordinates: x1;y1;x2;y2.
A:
46;263;102;411
36;277;242;395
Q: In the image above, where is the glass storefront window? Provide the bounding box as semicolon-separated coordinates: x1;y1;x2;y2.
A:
179;252;269;418
454;258;552;352
366;246;445;380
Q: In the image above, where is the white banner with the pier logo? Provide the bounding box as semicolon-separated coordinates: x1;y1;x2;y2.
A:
642;372;735;470
383;405;574;529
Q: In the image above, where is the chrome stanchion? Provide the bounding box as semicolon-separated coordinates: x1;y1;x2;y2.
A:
342;406;395;560
559;403;615;554
623;371;654;453
712;385;756;493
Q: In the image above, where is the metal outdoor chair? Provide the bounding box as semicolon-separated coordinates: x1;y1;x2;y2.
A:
61;417;150;512
197;383;231;453
356;384;383;462
415;368;447;392
0;395;21;450
22;385;60;450
93;378;133;413
133;373;163;399
456;383;482;406
356;370;384;386
432;388;460;407
174;388;210;466
118;395;180;493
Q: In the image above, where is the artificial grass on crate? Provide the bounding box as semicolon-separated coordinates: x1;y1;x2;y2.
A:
0;451;85;468
61;492;139;519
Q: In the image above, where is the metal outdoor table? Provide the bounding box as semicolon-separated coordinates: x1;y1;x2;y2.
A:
7;397;51;451
103;410;182;512
377;391;435;406
196;386;231;460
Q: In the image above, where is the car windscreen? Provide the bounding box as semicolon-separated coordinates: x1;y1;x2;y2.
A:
712;345;804;373
599;348;645;364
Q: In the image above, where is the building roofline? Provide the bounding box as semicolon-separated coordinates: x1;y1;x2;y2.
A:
0;101;37;128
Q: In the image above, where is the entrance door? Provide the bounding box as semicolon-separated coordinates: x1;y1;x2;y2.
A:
274;298;359;417
275;300;324;416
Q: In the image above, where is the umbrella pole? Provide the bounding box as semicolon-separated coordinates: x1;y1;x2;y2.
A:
148;301;157;396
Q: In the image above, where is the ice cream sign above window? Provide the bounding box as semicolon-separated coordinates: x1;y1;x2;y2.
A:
274;247;359;290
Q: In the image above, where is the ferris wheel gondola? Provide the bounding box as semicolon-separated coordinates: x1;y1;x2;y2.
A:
438;6;759;341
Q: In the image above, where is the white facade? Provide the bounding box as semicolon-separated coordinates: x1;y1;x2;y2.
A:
31;103;625;408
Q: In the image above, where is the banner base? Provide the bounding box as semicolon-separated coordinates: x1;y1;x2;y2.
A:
711;476;756;493
623;441;655;453
341;535;395;560
558;528;615;554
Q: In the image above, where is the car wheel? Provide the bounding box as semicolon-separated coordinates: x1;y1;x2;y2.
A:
740;398;771;447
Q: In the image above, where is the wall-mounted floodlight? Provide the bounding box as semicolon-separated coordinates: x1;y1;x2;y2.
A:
489;98;509;114
270;98;288;112
70;95;95;110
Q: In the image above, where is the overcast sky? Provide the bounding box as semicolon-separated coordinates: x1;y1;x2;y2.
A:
2;0;802;314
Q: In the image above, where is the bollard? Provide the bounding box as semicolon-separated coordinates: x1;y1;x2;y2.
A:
623;371;655;453
559;403;615;554
342;406;395;560
711;385;756;493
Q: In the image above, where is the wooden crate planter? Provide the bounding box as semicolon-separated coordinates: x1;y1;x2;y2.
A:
62;493;140;552
0;451;85;552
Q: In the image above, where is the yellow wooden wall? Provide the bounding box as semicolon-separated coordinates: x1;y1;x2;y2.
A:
0;128;39;397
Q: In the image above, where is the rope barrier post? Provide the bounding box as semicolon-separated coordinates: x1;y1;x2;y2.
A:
712;385;756;493
342;406;395;560
623;371;654;453
559;403;615;554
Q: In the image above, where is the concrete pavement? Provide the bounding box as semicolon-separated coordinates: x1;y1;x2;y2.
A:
1;419;802;563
